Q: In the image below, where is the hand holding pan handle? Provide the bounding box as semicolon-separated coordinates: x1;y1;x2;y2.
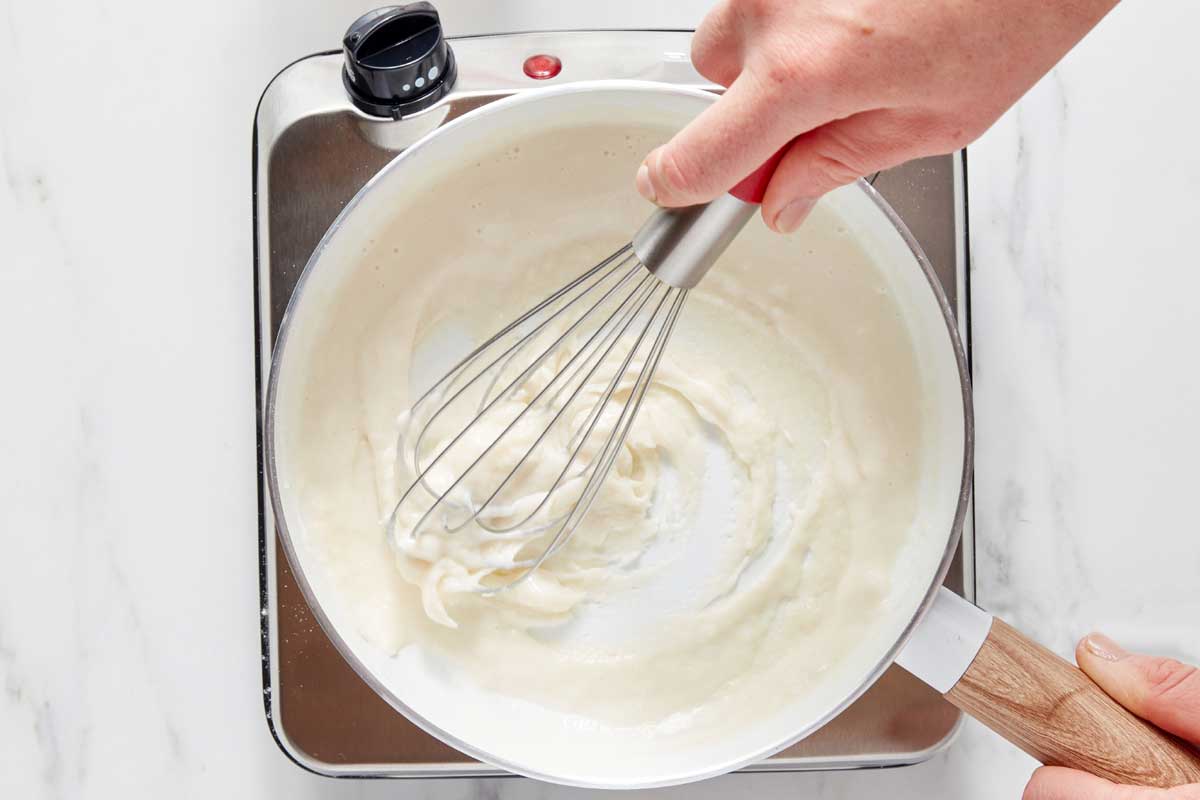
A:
897;587;1200;787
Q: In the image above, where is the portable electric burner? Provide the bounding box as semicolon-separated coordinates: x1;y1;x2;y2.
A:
253;3;974;778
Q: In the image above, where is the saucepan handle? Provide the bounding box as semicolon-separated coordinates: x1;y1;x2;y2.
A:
897;586;1200;787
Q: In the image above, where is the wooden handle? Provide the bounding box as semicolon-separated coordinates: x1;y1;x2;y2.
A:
946;618;1200;787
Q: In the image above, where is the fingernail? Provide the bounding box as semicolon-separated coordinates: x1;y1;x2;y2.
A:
772;196;818;233
1083;633;1128;662
635;163;656;203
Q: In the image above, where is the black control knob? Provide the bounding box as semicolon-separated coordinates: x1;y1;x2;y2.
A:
342;3;457;119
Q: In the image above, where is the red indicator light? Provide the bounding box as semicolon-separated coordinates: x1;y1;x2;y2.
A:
523;54;562;80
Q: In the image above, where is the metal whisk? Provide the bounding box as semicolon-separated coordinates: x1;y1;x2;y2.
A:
387;155;784;591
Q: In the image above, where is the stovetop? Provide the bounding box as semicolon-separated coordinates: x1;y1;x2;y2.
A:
253;28;973;778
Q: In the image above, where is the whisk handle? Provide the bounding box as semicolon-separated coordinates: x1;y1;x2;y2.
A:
729;145;791;205
633;144;791;289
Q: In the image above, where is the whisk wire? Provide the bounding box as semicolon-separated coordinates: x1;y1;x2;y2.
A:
386;251;632;547
548;289;686;553
395;251;642;522
469;279;668;536
481;287;688;593
545;276;654;413
407;252;639;476
476;252;642;412
405;244;633;413
417;274;664;538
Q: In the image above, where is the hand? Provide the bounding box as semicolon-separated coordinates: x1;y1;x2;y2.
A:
635;0;1119;232
1023;634;1200;799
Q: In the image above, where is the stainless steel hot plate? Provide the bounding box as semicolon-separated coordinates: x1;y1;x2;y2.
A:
253;28;974;778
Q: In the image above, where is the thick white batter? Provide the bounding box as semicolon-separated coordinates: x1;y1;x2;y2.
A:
288;124;925;734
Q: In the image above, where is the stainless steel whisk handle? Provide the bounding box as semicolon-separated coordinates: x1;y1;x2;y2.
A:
632;195;757;289
631;143;792;289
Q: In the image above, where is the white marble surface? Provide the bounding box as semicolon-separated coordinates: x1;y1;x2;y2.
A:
1;0;1197;797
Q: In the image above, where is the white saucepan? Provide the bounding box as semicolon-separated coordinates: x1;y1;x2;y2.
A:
264;82;1200;789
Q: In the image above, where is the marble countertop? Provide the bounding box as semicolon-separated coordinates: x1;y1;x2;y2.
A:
1;1;1196;797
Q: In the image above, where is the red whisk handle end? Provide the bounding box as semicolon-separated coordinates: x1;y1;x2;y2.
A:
728;145;790;205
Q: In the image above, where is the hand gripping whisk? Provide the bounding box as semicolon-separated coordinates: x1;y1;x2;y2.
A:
387;153;787;591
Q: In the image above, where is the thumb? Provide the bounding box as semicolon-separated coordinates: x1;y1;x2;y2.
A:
761;108;936;233
1077;633;1200;746
636;74;828;208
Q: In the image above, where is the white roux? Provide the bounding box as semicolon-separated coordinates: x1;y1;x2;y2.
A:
288;125;925;735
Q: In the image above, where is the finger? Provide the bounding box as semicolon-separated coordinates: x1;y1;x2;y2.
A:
636;75;793;207
690;0;746;87
1077;633;1200;746
1022;766;1180;800
636;69;840;208
760;108;934;233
